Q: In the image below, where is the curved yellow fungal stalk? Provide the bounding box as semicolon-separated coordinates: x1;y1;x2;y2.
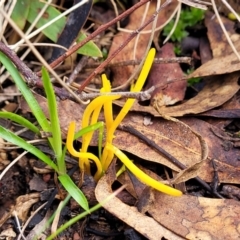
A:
102;48;156;171
66;121;102;180
102;74;114;130
81;95;120;173
106;143;182;197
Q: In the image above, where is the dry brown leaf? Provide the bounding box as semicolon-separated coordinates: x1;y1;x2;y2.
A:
205;11;240;58
12;193;40;222
29;174;47;191
113;114;240;184
146;43;186;106
0;228;16;239
141;190;240;239
182;118;240;183
151;113;208;184
95;172;184;240
188;56;240;78
109;0;179;87
189;11;240;78
114;113;203;173
115;72;240;116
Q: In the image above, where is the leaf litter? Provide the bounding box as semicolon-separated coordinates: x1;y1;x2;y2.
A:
1;0;240;239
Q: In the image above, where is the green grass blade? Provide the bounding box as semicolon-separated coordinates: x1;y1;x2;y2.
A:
58;174;89;211
0;52;50;133
0;125;58;172
0;112;39;134
41;68;63;171
74;122;104;139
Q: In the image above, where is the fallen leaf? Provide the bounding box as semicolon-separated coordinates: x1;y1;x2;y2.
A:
109;0;179;87
141;190;240;239
13;193;40;222
182;118;240;183
205;11;240;58
95;171;184;240
0;228;16;239
146;43;186;106
115;72;240;116
189;55;240;78
189;11;240;78
114;113;203;173
114;114;240;184
29;174;47;191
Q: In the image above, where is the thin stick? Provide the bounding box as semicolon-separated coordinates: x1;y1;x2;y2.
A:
46;0;151;71
78;0;172;92
0;10;89;104
0;151;27;180
84;57;192;69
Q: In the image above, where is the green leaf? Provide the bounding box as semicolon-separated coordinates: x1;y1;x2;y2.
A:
11;0;31;29
27;0;66;42
0;125;58;172
0;52;50;133
77;32;102;57
41;67;64;172
58;174;89;211
0;112;39;134
27;0;102;57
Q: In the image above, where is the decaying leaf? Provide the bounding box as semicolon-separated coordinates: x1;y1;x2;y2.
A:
109;0;179;87
188;55;240;78
13;193;40;222
141;190;240;239
95;171;184;240
115;112;203;173
189;11;240;78
115;72;240;116
146;43;186;106
182;118;240;183
205;11;240;58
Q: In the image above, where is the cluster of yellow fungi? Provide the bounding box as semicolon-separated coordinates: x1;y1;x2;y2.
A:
66;48;182;197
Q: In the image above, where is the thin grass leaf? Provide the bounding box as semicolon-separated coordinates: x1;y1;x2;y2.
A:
41;67;63;172
0;52;51;133
74;122;104;139
0;125;58;172
58;174;89;211
0;112;39;134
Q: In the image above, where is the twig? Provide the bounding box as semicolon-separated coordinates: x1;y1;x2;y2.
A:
0;42;154;102
45;0;152;72
0;9;89;104
78;0;172;92
0;42;39;86
79;86;155;101
67;55;89;84
85;57;193;69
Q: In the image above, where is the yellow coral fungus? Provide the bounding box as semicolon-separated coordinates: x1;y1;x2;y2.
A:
66;48;182;196
106;143;182;197
66;121;102;181
101;48;156;171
